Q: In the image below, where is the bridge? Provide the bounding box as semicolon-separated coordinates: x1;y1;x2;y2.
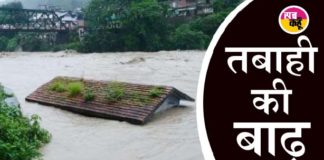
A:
0;7;69;32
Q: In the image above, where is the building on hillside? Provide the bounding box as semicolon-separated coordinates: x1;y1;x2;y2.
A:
54;11;76;30
55;10;85;39
168;0;214;17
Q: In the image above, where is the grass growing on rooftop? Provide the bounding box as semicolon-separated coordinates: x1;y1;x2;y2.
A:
49;81;66;92
67;82;84;97
105;82;125;102
104;82;166;105
48;79;166;106
48;79;94;102
83;88;95;102
149;86;165;98
129;91;151;106
0;85;51;160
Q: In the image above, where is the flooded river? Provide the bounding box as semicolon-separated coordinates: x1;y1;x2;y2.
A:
0;51;204;160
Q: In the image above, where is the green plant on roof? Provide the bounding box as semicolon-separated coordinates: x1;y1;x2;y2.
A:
67;82;84;97
149;86;165;98
83;88;95;102
129;91;151;106
105;82;125;102
49;81;66;92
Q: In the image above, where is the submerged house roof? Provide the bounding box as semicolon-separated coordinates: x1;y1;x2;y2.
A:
26;77;194;124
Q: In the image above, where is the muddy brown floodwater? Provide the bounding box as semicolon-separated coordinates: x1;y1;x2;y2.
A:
0;51;205;160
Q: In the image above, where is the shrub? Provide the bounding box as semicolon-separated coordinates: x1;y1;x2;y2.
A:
83;88;95;102
67;82;84;97
190;11;231;39
105;82;125;102
66;42;81;51
49;81;66;92
0;36;8;51
149;86;165;98
52;44;65;52
0;85;51;160
18;33;53;52
170;24;209;50
82;0;169;52
6;37;18;51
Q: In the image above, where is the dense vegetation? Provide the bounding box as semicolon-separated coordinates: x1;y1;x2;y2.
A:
0;0;241;52
0;85;51;160
79;0;242;52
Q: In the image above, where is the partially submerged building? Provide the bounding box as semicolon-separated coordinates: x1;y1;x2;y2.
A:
26;77;195;124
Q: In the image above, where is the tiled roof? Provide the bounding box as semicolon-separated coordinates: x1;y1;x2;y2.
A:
26;77;194;124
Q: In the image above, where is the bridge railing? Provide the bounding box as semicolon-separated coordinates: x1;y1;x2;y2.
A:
0;7;69;32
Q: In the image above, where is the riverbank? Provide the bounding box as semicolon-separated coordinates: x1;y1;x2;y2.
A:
0;51;204;160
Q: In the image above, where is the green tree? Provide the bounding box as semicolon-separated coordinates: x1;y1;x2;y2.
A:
123;0;169;51
6;37;18;51
81;0;169;52
80;0;242;52
0;36;8;51
190;10;230;40
19;33;50;52
81;0;128;52
171;24;208;50
0;1;26;31
0;1;23;9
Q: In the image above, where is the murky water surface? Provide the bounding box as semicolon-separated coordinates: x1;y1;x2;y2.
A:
0;51;204;160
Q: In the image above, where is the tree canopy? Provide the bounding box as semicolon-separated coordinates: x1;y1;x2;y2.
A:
0;0;242;52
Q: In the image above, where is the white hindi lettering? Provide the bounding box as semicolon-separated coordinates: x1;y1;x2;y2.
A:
233;122;311;160
251;78;292;115
284;12;298;19
226;35;318;76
